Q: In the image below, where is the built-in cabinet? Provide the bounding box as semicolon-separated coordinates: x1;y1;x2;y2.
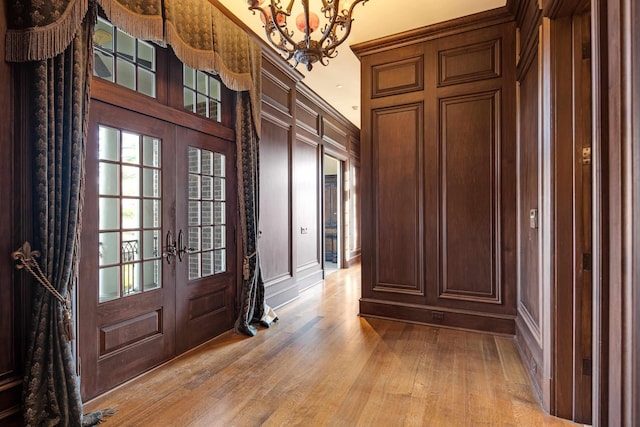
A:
353;9;517;335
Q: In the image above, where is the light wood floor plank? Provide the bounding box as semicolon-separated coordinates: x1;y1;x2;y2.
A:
84;264;579;426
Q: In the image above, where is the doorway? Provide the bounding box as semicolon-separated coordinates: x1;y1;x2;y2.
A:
79;100;237;400
323;155;342;275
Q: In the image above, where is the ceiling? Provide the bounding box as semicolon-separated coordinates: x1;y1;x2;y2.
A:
217;0;507;128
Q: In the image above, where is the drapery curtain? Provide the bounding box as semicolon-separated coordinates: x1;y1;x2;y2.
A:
19;7;95;426
7;3;271;422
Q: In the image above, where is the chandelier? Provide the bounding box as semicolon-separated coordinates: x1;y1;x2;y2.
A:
248;0;369;71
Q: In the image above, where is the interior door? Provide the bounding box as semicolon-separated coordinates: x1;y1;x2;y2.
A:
175;127;236;353
80;101;177;400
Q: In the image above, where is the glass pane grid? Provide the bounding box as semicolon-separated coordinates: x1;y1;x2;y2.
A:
99;125;162;303
93;17;157;98
188;147;227;280
182;65;222;121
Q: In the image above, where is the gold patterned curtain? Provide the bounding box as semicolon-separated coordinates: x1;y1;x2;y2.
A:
6;0;261;130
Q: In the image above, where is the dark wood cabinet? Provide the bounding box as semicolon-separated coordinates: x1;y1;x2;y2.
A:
354;8;517;335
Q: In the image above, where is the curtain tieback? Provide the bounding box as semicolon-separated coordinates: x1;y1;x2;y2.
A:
12;241;74;341
243;251;257;280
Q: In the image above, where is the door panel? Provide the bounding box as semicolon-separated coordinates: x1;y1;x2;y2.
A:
80;101;176;400
175;127;236;354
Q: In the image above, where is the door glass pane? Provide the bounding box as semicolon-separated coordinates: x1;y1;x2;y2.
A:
98;124;163;303
99;232;120;266
143;136;161;167
201;201;213;225
100;197;120;230
214;250;226;273
99;266;120;302
99;163;120;196
122;198;141;229
122;166;140;197
143;260;161;291
99;127;120;160
143;169;160;197
143;230;160;259
187;146;227;280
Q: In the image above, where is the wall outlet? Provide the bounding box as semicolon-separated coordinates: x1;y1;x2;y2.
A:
432;311;444;320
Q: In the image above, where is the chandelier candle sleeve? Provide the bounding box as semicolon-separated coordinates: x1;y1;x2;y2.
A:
248;0;369;71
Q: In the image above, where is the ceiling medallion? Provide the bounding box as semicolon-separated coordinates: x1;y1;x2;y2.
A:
248;0;369;71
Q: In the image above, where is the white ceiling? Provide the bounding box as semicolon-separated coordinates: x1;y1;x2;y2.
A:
218;0;507;127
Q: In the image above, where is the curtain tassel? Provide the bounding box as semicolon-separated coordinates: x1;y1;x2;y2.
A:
243;251;257;280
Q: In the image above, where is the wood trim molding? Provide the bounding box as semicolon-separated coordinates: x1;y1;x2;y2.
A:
351;7;514;58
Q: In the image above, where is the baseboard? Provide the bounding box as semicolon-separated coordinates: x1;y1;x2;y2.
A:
514;314;545;403
359;298;515;335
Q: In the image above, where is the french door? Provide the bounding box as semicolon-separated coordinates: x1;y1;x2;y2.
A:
80;101;236;400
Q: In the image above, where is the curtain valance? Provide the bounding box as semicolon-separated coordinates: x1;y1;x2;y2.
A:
6;0;261;130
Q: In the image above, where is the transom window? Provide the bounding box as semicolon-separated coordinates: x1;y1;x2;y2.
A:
188;147;226;279
183;65;222;121
93;16;157;98
98;125;163;302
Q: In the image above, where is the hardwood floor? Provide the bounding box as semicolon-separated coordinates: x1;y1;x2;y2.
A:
84;264;579;426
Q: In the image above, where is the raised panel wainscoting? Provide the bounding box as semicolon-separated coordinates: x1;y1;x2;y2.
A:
354;8;517;336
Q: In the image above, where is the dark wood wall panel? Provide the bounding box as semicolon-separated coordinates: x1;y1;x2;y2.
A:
259;118;293;283
355;8;516;334
518;54;541;332
296;99;320;135
262;66;292;115
322;117;348;150
372;104;423;294
440;91;500;303
438;39;501;86
372;56;424;98
295;137;320;268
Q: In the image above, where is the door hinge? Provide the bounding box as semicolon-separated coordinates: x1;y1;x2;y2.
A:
583;252;592;271
582;358;592;376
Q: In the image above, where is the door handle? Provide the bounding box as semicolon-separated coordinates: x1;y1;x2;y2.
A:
177;229;196;262
162;230;178;264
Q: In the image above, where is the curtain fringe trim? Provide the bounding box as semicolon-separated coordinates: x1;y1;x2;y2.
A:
164;23;254;94
5;0;89;62
97;0;164;43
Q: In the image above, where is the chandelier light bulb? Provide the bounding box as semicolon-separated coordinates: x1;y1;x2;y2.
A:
296;11;320;33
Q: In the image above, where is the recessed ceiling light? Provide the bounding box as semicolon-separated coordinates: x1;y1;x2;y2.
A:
352;105;359;110
336;84;344;89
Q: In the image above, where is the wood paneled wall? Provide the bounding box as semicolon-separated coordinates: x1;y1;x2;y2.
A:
512;0;545;406
513;0;594;423
258;52;361;309
0;2;25;425
354;9;517;335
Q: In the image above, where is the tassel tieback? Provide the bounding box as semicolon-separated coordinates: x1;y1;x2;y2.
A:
12;241;75;341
